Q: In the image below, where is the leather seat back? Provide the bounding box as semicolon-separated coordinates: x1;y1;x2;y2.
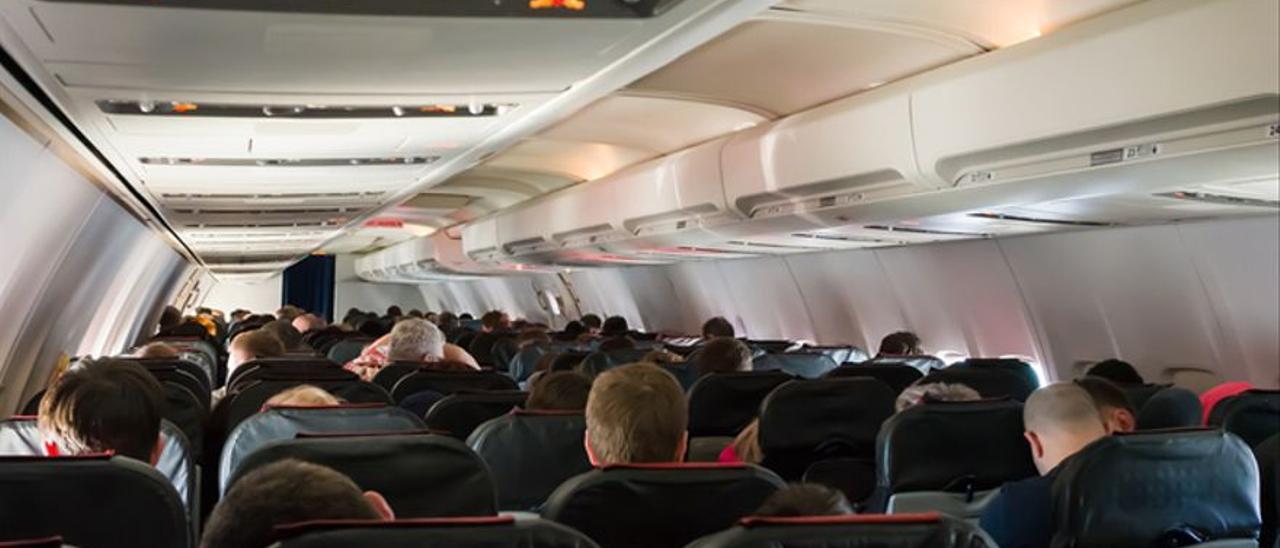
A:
467;411;592;511
1052;429;1261;547
228;358;343;390
577;349;652;379
370;362;421;393
0;417;197;519
542;463;785;548
753;352;838;379
218;378;392;437
1136;386;1204;430
424;391;528;440
219;404;425;494
326;337;374;364
229;432;497;518
0;455;188;548
1210;390;1280;448
390;369;519;403
759;378;895;480
920;366;1035;402
876;399;1036;518
687;371;793;437
273;516;600;548
825;364;924;395
685;512;998;548
862;356;946;375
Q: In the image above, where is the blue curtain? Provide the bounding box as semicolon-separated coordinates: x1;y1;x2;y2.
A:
282;255;336;323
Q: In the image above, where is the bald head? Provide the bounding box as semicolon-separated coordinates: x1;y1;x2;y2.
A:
1023;383;1108;474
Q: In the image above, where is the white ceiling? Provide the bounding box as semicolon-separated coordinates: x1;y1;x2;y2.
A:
0;0;1158;276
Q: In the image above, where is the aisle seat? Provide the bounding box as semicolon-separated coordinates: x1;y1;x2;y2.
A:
467;410;592;511
825;363;923;395
759;378;895;482
687;371;792;438
390;369;518;403
424;391;528;439
685;512;997;548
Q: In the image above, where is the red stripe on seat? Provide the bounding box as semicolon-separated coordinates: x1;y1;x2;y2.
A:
274;516;515;536
739;512;943;528
601;462;751;471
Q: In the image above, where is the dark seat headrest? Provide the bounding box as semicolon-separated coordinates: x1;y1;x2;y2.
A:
753;352;838;379
877;399;1036;493
920;361;1037;402
1136;387;1204;430
796;345;870;366
230;432;496;518
1052;428;1261;546
688;371;793;437
825;363;924;394
1120;382;1173;411
273;516;599;548
370;362;422;392
1209;390;1280;448
577;349;652;378
228;358;345;390
862;355;946;374
759;379;896;480
467;411;592;511
219;404;426;495
542;463;785;548
424;391;528;440
0;455;188;548
390;369;519;403
218;379;392;436
0;536;67;547
685;512;997;548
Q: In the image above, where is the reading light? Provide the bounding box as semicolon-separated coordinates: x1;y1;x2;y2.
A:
137;100;156;113
391;106;406;117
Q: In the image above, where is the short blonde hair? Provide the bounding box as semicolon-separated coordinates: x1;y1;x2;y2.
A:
265;385;340;408
586;363;687;464
895;382;982;412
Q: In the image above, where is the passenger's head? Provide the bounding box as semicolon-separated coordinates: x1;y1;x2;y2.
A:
230;309;251;323
387;318;446;362
424;311;439;324
481;310;509;332
691;338;753;376
261;320;304;352
730;418;762;464
201;459;392;548
275;305;304;322
585;363;688;465
134;342;180;359
38;358;164;463
291;313;326;334
894;382;982;412
526;371;592;411
158;305;183;332
437;311;458;330
1022;383;1108;474
1137;388;1204;430
1075;376;1137;434
560;321;586;341
598;336;636;353
701;316;736;339
1085;359;1144;385
385;305;403;319
754;483;853;517
517;327;551;348
601;316;630;337
878;331;922;356
581;314;603;333
265;385;340;408
229;329;286;374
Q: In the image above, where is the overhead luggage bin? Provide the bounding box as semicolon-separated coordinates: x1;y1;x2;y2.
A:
461;216;504;266
357;232;496;283
911;0;1279;199
718;88;925;237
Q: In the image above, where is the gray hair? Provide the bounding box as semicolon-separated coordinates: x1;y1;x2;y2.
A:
387;318;445;362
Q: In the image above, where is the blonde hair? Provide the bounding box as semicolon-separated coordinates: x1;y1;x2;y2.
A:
895;382;982;412
586;363;687;464
266;385;340;408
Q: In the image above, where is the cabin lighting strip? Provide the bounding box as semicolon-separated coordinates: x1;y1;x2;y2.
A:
139;156;438;167
99;100;512;119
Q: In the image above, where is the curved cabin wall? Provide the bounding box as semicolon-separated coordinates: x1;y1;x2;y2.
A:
418;215;1280;389
0;112;188;413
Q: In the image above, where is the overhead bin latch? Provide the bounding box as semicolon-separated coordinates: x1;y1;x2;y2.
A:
1268;123;1278;138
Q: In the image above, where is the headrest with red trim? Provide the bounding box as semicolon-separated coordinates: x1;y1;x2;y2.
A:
269;516;595;548
687;511;995;547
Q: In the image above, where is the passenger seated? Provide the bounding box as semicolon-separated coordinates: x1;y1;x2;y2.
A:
600;316;630;338
526;371;592;411
265;385;341;408
557;321;587;342
345;318;450;381
275;305;305;322
292;313;326;335
262;320;306;352
467;310;511;366
754;483;853;517
1084;358;1144;385
691;338;753;378
979;383;1107;548
894;382;981;412
585;363;687;465
876;331;922;357
133;341;180;359
38;358;164;463
201;459;393;548
1075;376;1137;433
581;314;603;336
227;329;286;379
702;317;735;340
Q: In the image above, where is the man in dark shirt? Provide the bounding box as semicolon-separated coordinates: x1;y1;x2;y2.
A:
979;383;1108;548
